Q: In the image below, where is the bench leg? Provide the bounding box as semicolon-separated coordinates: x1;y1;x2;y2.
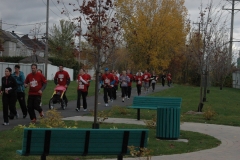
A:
41;154;46;160
137;109;140;120
117;155;123;160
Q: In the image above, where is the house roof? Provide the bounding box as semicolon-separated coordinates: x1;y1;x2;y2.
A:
20;34;45;51
1;30;18;43
19;54;52;64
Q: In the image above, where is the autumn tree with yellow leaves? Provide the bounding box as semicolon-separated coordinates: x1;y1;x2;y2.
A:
116;0;189;72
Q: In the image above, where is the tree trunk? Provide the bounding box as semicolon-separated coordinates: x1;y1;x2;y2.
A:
203;70;208;102
92;48;100;129
198;72;204;112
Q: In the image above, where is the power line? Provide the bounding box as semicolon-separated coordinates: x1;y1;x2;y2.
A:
41;0;63;19
2;22;46;26
50;0;63;13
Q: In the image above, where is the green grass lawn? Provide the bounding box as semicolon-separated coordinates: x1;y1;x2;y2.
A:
0;121;220;160
104;84;240;126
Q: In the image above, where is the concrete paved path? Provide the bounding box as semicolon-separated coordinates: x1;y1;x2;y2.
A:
63;116;240;160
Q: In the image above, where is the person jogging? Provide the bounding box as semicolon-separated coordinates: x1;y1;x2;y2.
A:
126;69;134;99
54;65;70;106
142;69;151;93
1;67;18;125
24;64;47;123
101;68;115;106
135;70;143;96
12;64;28;118
76;69;89;112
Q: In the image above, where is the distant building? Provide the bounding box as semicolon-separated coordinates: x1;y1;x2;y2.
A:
1;30;45;57
232;52;240;89
237;52;240;69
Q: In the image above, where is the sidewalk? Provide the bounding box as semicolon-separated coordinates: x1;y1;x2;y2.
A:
63;116;240;160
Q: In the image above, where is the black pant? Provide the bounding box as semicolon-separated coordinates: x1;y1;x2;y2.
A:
152;83;156;91
27;95;42;120
17;92;28;115
103;87;112;103
127;86;132;98
162;80;165;86
121;87;128;98
63;88;68;104
137;85;142;96
2;94;17;123
77;90;87;109
112;86;118;100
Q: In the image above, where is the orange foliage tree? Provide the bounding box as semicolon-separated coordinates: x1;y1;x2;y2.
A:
116;0;189;73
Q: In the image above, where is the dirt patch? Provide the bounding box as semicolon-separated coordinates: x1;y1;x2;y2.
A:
185;110;204;115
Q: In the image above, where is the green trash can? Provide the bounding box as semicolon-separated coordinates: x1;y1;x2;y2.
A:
156;106;181;139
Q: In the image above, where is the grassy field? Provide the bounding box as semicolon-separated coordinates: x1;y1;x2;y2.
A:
104;84;240;126
0;120;220;160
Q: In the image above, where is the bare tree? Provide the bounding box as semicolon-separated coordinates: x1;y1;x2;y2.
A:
187;0;231;111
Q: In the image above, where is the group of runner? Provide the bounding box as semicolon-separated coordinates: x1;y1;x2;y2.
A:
1;64;172;125
0;64;70;125
99;68;169;106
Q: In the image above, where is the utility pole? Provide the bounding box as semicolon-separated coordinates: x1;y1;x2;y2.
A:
223;0;240;60
0;19;4;52
78;20;81;65
44;0;49;78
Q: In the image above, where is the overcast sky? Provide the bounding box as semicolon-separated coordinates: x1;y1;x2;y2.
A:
0;0;240;57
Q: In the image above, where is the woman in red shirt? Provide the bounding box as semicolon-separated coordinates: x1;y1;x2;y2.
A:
167;72;172;87
135;70;143;96
76;69;89;112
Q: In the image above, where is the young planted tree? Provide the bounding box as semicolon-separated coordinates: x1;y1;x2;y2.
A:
48;19;76;65
59;0;121;128
187;0;231;111
116;0;189;72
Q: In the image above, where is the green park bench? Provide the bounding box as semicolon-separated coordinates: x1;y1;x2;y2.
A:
16;128;149;160
127;96;182;120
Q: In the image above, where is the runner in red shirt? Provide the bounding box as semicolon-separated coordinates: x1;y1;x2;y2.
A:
142;69;151;93
24;64;47;123
76;69;89;112
101;68;115;106
135;70;143;96
54;65;70;106
167;72;172;87
127;69;134;99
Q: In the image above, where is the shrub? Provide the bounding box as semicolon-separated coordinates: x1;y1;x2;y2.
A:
14;109;78;132
203;106;217;120
128;145;152;160
89;109;112;123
